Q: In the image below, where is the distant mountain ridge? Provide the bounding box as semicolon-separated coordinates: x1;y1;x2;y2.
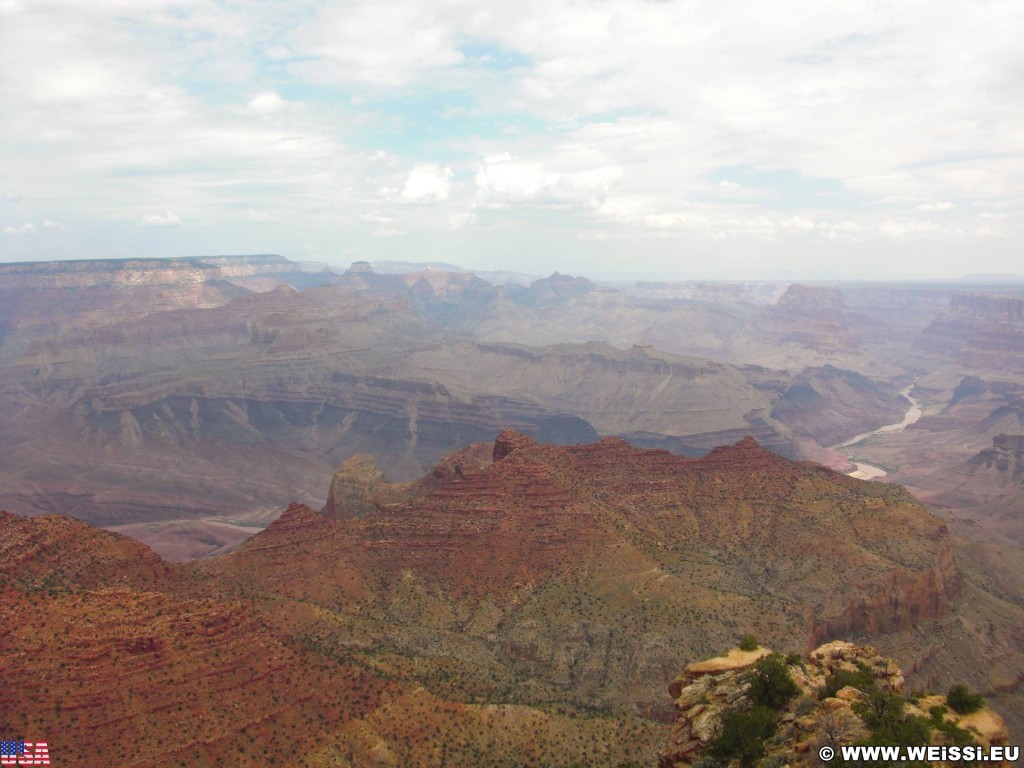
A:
0;256;920;558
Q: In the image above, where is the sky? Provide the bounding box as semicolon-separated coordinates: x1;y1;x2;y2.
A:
1;0;1022;280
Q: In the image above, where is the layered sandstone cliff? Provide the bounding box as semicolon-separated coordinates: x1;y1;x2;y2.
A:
917;293;1024;373
209;432;962;719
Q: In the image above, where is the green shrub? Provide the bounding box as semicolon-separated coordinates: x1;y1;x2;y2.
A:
749;654;799;709
946;684;984;715
794;697;816;716
738;634;760;651
857;688;906;732
864;713;933;749
706;705;776;768
854;689;934;762
819;662;877;700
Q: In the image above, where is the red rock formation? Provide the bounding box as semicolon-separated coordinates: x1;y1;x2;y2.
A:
917;293;1024;372
493;427;539;460
0;510;172;590
222;431;962;681
809;542;962;645
0;426;982;767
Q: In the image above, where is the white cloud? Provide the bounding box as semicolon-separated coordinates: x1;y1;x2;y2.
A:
3;222;35;235
140;211;183;227
1;0;1022;276
245;91;288;115
879;219;952;238
290;1;463;86
1;219;65;234
474;153;620;208
386;164;453;203
781;215;817;231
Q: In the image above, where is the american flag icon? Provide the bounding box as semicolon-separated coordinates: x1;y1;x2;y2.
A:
0;741;49;765
0;741;23;765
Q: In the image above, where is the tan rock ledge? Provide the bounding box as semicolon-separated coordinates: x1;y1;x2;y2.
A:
684;646;772;676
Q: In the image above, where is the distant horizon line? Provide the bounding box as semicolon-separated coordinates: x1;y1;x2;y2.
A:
2;253;1023;285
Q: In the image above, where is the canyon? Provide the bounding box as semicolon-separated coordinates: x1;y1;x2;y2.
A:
3;428;1020;767
0;256;940;558
2;255;1024;764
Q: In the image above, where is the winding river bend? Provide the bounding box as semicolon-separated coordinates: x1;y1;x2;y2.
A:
834;385;922;479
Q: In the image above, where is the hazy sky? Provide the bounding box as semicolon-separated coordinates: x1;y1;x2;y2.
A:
1;0;1022;279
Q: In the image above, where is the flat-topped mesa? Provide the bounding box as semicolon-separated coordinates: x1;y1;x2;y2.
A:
517;272;597;307
0;254;299;290
757;284;860;352
917;293;1024;371
493;429;539;461
777;283;848;312
0;257;220;289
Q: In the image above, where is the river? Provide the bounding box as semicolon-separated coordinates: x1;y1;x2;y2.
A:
833;385;922;479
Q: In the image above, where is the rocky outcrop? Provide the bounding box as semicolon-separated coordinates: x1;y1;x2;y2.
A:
324;455;414;520
661;649;771;765
493;427;539;461
660;641;1008;768
660;642;900;768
